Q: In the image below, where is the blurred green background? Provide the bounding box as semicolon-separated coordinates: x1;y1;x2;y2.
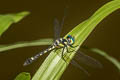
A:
0;0;119;80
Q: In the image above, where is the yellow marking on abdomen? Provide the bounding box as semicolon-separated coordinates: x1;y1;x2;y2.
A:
58;43;64;47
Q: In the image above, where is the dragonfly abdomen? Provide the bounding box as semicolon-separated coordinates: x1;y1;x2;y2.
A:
43;45;55;54
23;45;55;66
24;38;66;66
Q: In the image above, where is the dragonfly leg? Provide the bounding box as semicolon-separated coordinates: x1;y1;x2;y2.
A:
66;45;79;52
70;45;79;48
66;46;75;53
61;46;67;62
53;47;66;62
53;48;57;53
53;46;64;52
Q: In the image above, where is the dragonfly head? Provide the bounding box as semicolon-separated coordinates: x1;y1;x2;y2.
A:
66;35;75;45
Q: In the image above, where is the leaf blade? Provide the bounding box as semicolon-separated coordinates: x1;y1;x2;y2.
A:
0;11;30;36
14;72;31;80
0;39;53;52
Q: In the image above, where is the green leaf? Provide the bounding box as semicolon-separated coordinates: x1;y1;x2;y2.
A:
0;11;30;36
14;72;31;80
31;1;120;80
82;47;120;71
0;39;53;52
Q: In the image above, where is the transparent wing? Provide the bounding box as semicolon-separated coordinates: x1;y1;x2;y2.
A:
73;51;102;68
54;7;67;40
54;18;61;40
59;12;66;32
71;60;90;76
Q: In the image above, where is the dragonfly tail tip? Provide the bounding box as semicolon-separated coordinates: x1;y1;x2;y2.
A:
23;58;33;66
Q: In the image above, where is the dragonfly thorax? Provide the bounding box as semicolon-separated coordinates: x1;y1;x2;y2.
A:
53;35;75;48
53;38;66;47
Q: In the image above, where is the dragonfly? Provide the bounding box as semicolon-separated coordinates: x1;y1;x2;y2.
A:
23;9;102;75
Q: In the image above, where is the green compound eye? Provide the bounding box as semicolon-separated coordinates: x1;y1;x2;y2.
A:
67;35;75;45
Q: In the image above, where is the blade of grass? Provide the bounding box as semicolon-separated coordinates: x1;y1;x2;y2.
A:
0;11;29;36
0;39;53;52
14;72;31;80
31;0;120;80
